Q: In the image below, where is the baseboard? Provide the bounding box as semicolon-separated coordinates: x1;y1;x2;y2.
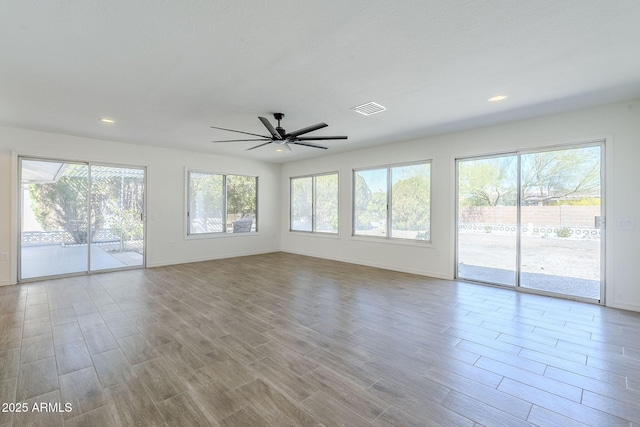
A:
0;280;13;287
607;299;640;313
146;249;280;269
281;249;451;280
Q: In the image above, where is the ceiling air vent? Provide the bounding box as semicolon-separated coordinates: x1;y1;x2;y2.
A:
351;101;386;116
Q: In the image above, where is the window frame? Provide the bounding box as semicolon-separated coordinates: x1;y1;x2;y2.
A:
289;171;339;234
352;160;431;242
186;169;258;237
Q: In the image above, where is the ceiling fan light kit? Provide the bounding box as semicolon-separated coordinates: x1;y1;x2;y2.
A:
211;113;347;151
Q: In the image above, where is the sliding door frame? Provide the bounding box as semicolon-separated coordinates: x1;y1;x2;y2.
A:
17;155;147;282
455;139;605;304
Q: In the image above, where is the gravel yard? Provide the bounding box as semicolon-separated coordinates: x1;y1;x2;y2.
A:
458;232;601;299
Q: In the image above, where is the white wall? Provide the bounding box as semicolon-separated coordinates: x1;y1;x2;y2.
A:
281;99;640;312
0;126;281;285
2;100;639;312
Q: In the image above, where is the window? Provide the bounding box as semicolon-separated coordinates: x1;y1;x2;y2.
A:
290;172;338;233
187;171;257;235
353;161;430;241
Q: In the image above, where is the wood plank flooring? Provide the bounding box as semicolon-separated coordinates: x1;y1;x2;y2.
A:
1;252;639;426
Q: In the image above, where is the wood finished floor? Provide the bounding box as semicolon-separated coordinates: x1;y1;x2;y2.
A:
1;252;639;426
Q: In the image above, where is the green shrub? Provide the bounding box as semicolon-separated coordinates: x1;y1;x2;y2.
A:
556;227;571;238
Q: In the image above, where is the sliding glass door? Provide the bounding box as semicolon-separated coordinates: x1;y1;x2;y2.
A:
20;160;90;279
519;146;602;299
89;165;145;271
19;158;145;280
457;155;518;286
456;143;603;301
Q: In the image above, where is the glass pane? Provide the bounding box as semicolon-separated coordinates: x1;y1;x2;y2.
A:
291;177;313;231
391;163;430;240
20;159;89;279
354;168;387;236
227;175;257;233
519;146;601;299
90;166;145;271
188;172;224;234
314;174;339;233
457;156;518;286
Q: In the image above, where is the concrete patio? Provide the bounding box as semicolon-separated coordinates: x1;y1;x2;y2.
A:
21;244;143;279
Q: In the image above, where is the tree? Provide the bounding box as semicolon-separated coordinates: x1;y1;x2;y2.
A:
29;176;100;244
353;173;374;230
368;191;387;226
458;146;601;208
458;157;517;207
95;174;145;247
520;147;600;205
290;177;312;230
314;174;338;232
189;172;224;232
391;174;430;231
29;169;144;246
226;175;257;219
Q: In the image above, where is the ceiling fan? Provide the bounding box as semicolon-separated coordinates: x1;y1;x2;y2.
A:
211;113;347;151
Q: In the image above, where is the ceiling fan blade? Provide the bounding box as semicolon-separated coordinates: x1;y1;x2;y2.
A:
210;125;270;139
246;141;273;151
258;117;282;140
291;141;328;150
296;136;348;141
212;138;271;143
287;122;328;138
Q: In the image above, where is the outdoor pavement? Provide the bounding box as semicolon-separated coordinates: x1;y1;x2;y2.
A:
21;244;142;279
457;264;600;299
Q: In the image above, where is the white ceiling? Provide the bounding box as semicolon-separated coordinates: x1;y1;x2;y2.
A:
2;1;640;163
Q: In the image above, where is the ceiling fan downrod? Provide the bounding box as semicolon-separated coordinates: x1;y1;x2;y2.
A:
274;113;286;138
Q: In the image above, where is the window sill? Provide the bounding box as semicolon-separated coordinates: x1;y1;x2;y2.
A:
288;231;341;239
186;232;260;240
349;235;433;248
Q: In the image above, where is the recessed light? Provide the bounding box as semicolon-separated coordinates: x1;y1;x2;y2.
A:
99;117;115;124
275;148;283;152
488;95;507;102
